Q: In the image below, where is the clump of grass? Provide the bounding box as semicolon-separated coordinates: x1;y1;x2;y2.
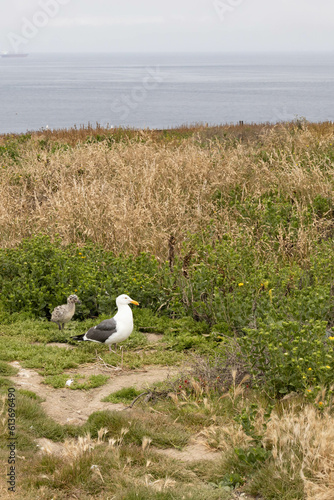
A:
83;409;190;449
102;386;143;404
18;389;43;401
0;376;13;389
22;434;229;499
0;360;18;376
180;345;249;395
260;401;334;500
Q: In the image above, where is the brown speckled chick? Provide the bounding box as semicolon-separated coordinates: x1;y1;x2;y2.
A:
51;295;81;330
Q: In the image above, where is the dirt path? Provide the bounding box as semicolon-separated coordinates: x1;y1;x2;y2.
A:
10;360;224;464
9;361;262;499
9;360;224;463
10;361;176;425
155;438;222;462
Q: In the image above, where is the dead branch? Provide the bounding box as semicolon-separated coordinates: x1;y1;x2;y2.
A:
123;391;151;410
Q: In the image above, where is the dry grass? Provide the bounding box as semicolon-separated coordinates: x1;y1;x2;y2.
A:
264;402;334;500
201;421;253;453
1;122;334;258
199;395;334;499
1;425;226;500
184;346;249;394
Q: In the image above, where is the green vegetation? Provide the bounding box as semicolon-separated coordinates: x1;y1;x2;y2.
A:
1;122;334;498
102;386;143;404
0;360;18;376
0;231;333;396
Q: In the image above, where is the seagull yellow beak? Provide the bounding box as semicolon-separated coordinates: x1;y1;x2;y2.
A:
131;300;139;306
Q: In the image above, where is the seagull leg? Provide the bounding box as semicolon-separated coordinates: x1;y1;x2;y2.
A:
58;323;61;331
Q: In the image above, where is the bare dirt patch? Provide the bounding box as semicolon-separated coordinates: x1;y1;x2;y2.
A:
10;361;176;425
156;436;221;462
144;333;164;343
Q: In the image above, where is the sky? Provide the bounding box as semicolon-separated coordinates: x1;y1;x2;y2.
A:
1;0;334;53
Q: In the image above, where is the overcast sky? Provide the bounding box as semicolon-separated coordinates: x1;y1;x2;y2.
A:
1;0;334;53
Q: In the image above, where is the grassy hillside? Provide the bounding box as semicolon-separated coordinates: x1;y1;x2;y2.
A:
1;121;334;499
1;121;334;257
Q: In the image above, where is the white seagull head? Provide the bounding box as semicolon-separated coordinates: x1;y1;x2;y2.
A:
116;294;139;307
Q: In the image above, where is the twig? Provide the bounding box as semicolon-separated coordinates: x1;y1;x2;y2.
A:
123;391;151;410
122;389;173;410
149;407;166;415
95;353;120;371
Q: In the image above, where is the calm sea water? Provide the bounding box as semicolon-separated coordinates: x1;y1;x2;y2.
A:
1;52;333;134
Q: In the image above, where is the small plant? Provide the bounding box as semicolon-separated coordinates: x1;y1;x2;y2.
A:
102;386;142;404
234;403;261;442
234;446;270;467
210;472;245;491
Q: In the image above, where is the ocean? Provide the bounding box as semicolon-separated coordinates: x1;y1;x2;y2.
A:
1;52;333;134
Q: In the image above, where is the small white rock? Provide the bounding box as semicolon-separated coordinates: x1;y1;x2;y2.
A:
65;379;74;387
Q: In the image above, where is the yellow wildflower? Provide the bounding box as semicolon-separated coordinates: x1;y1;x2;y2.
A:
238;283;244;287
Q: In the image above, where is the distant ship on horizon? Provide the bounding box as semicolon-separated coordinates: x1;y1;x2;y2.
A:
1;52;28;58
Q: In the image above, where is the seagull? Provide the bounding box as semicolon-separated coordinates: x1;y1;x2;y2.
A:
71;294;139;351
51;294;81;330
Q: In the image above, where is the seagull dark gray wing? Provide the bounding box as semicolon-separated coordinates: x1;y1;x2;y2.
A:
85;318;118;343
95;319;118;331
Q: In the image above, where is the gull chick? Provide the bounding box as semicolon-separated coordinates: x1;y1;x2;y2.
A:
71;294;139;351
51;294;81;330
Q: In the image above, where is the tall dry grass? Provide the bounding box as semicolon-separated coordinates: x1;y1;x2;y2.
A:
264;403;334;500
0;123;333;258
201;391;334;500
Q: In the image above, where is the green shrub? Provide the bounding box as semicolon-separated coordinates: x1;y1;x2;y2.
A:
0;231;333;350
240;320;332;395
0;235;168;319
